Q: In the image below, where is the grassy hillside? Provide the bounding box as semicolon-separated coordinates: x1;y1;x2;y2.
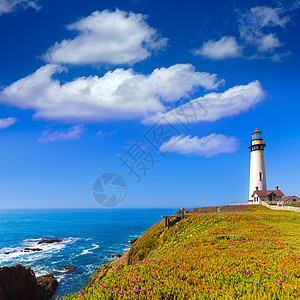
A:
60;205;300;299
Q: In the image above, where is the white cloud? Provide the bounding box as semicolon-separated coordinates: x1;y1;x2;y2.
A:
0;117;18;129
144;80;265;124
194;4;297;61
159;134;240;157
44;10;168;65
244;6;290;29
292;0;300;10
238;6;290;53
95;128;118;138
38;125;85;143
0;0;41;16
193;36;242;60
257;33;282;52
0;63;223;123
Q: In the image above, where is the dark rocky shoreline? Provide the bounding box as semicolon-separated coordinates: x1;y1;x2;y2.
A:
0;238;66;300
0;264;58;300
0;237;140;299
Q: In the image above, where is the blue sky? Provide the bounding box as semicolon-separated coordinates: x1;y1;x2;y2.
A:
0;0;299;209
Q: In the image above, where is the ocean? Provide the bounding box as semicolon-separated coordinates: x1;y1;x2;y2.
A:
0;208;176;298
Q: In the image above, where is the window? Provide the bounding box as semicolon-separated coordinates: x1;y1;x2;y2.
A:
293;199;296;202
252;133;262;140
259;172;263;181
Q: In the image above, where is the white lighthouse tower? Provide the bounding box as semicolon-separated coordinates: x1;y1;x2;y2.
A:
249;129;267;201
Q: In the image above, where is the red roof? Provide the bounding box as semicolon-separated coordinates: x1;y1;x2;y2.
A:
252;190;285;197
282;196;296;202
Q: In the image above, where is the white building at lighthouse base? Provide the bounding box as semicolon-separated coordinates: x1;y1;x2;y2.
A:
251;186;284;204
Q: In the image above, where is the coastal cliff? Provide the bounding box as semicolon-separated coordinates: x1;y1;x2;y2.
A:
87;217;166;288
62;205;300;299
86;204;263;287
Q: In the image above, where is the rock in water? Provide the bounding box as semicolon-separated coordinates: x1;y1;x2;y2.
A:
130;238;138;245
62;265;76;271
37;239;62;244
36;274;58;297
23;248;43;252
0;264;58;300
110;253;122;258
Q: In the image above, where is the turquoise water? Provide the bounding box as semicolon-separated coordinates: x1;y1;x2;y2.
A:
0;209;176;298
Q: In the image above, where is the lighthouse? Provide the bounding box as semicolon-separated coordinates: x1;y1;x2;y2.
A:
249;129;267;201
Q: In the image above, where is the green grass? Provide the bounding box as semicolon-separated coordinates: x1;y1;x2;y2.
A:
60;205;300;300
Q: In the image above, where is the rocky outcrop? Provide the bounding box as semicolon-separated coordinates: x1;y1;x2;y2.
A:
87;258;124;288
37;239;62;245
62;265;76;271
5;248;43;254
87;263;111;288
36;274;58;297
23;248;42;252
130;238;138;245
110;253;122;258
0;264;58;300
